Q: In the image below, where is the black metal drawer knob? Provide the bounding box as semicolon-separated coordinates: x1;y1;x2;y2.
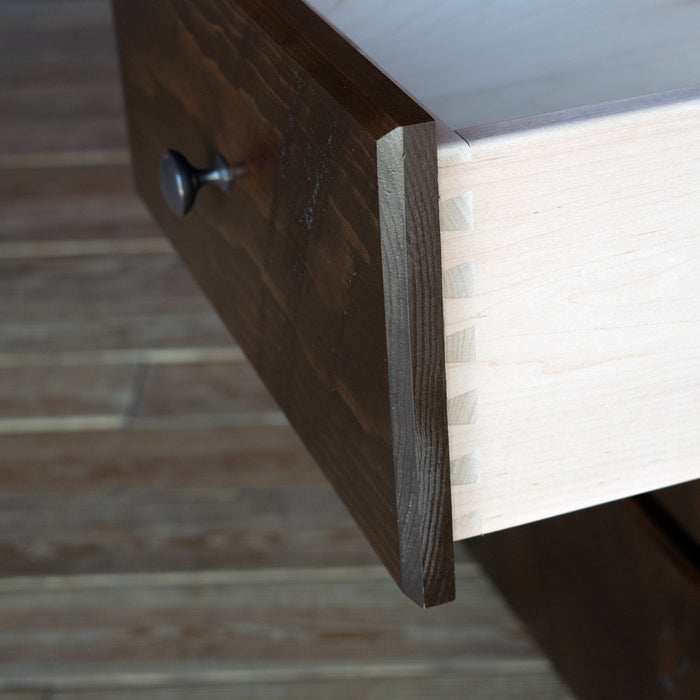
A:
159;150;245;217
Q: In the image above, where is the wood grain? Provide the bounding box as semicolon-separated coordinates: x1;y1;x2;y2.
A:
0;352;473;575
44;673;570;700
0;1;117;96
0;565;567;694
136;362;280;417
0;166;156;244
0;163;132;201
0;87;126;156
0;426;320;492
439;87;700;539
0;484;376;576
0;1;115;65
0;255;232;352
0;352;380;574
468;497;700;700
0;1;124;159
113;0;453;606
0;365;137;418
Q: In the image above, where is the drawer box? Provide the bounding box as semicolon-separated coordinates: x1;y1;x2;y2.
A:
113;0;700;606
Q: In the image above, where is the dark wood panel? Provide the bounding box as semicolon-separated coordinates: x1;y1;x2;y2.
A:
113;0;453;606
654;480;700;546
468;498;700;700
0;255;233;352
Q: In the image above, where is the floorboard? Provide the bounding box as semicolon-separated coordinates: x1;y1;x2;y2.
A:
0;255;233;352
0;169;155;244
0;567;570;699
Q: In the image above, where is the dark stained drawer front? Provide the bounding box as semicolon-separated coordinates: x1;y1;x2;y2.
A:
112;0;453;606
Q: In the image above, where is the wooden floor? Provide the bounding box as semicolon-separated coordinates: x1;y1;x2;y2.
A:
0;2;572;698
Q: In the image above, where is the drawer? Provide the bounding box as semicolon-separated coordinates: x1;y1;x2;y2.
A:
112;0;700;606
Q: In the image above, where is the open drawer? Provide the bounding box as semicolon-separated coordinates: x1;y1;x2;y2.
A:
112;0;700;606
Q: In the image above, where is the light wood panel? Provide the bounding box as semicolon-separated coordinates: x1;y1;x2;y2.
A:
439;87;700;539
308;0;700;128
